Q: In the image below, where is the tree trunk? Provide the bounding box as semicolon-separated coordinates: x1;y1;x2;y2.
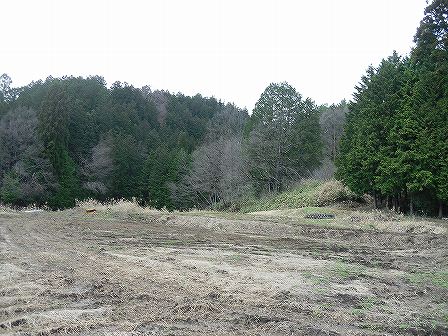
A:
403;188;408;214
379;194;384;208
394;195;399;213
409;194;414;216
439;200;443;219
332;128;337;161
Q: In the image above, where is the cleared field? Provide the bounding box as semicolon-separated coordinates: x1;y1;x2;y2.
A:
0;206;447;335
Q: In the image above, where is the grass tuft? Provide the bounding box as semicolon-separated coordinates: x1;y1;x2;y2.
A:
407;271;448;288
240;179;362;213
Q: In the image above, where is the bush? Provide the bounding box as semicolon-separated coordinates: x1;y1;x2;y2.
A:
0;172;21;204
315;180;359;206
240;179;363;212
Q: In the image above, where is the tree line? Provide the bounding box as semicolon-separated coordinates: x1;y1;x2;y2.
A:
0;76;327;210
336;0;448;217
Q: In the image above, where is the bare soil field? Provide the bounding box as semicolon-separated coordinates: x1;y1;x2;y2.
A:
0;205;447;335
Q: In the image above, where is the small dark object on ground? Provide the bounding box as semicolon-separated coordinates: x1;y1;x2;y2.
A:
86;209;96;214
305;213;335;219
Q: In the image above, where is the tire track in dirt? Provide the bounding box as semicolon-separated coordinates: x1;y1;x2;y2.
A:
0;209;447;335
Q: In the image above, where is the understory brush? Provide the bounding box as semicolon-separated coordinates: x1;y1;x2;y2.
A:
240;179;364;213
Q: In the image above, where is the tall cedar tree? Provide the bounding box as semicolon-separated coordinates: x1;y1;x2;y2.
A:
337;54;409;210
39;83;80;208
337;0;448;216
410;0;448;216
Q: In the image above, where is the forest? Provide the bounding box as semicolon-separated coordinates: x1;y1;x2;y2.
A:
0;0;447;217
337;0;448;217
0;77;324;211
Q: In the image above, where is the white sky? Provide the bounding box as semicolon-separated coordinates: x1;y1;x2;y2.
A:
2;0;427;110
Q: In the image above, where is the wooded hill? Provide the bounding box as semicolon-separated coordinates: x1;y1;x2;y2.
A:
0;77;323;210
0;0;447;217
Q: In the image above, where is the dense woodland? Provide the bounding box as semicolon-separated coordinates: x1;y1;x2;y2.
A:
0;76;323;210
0;0;447;217
337;0;448;217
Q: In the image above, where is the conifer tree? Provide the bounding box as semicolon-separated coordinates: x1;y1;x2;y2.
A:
39;83;79;208
247;82;322;193
411;0;448;216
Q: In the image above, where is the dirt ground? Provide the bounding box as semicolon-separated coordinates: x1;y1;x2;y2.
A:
0;205;447;335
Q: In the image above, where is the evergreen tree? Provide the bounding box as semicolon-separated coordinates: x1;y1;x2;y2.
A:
337;53;409;209
48;152;79;209
140;147;186;210
247;82;322;193
39;82;80;208
410;0;448;216
337;0;448;217
110;133;143;199
39;82;70;172
0;171;20;204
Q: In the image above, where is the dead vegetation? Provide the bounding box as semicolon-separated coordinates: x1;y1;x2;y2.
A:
0;204;447;335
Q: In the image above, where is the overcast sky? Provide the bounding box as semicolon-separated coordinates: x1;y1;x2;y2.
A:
2;0;427;110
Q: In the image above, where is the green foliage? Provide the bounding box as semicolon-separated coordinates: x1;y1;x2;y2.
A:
110;134;143;199
39;82;70;173
37;82;81;208
411;0;448;209
0;74;13;117
0;171;21;204
247;82;322;194
240;179;359;213
162;93;222;152
48;151;79;209
337;53;408;198
337;1;448;217
0;74;238;209
140;147;187;210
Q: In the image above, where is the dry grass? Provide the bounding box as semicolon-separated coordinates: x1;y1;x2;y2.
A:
76;198;165;216
240;179;365;213
247;206;447;235
0;203;46;213
1;201;447;335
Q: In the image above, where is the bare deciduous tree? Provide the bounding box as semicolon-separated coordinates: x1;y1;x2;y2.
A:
319;101;347;162
150;90;169;126
82;136;114;195
205;103;248;141
219;137;250;203
172;137;249;208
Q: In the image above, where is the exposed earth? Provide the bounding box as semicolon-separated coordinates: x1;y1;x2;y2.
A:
0;205;447;335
